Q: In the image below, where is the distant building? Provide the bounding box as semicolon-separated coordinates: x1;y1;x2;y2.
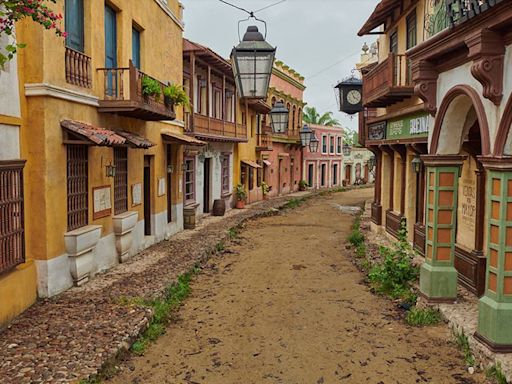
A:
342;146;375;186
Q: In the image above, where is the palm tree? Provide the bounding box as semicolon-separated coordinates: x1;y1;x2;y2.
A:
302;106;341;126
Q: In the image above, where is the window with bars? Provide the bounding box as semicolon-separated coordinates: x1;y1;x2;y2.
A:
221;154;230;194
0;161;26;273
114;147;128;215
67;145;89;231
184;157;195;204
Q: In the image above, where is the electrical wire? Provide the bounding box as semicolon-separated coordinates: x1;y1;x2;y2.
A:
254;0;287;13
218;0;287;16
306;50;360;80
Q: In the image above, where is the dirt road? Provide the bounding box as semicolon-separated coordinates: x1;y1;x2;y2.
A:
110;189;484;384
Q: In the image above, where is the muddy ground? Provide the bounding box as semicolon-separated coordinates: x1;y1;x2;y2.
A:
109;189;486;384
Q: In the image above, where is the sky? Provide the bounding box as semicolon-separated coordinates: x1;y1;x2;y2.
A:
181;0;380;133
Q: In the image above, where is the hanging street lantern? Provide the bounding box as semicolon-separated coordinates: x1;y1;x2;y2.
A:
269;101;289;133
299;124;312;147
231;25;276;100
342;144;352;157
412;155;422;174
309;131;319;153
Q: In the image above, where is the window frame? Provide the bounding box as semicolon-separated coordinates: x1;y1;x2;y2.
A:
67;145;89;231
65;0;85;53
321;135;327;154
132;26;141;69
337;136;342;154
184;156;195;205
221;153;230;194
406;10;417;50
329;135;335;154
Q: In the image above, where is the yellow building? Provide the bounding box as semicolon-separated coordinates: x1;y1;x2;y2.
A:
0;31;38;327
0;0;188;321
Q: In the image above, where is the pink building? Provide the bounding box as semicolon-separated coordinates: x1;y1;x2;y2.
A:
302;124;344;189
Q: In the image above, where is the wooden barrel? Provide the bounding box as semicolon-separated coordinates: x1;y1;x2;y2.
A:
212;199;226;216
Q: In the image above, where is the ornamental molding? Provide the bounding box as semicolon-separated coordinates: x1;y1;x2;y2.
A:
465;29;505;106
412;60;438;116
24;83;99;107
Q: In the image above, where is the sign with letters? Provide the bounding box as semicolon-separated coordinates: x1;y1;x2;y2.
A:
447;0;502;26
368;122;386;140
386;113;429;140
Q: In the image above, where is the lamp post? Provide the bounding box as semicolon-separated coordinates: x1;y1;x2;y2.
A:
299;124;312;147
269;101;289;133
309;131;319;152
231;26;276;99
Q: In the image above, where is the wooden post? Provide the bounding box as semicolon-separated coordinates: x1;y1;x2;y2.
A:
222;75;226;135
190;53;196;131
207;66;211;133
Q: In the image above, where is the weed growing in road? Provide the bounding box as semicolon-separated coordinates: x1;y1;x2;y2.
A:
453;328;476;367
368;222;418;300
227;227;239;239
283;198;304;209
348;215;365;248
215;241;225;253
487;362;507;384
131;269;196;356
405;307;442;327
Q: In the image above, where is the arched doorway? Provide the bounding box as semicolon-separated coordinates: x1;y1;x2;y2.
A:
421;85;490;301
344;164;352;185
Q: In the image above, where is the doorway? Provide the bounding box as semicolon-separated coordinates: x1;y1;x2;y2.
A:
290;158;294;192
144;156;152;236
278;158;283;195
104;5;117;96
166;144;172;223
203;158;211;214
321;164;326;187
345;164;352;185
308;163;314;188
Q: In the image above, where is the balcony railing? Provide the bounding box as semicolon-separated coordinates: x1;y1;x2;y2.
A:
256;133;272;151
184;112;247;141
65;47;92;88
97;61;176;121
362;53;414;108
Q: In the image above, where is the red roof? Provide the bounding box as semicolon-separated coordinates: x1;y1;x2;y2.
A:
183;38;233;77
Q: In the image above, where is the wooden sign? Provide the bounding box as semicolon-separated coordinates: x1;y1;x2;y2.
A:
368;122;386;140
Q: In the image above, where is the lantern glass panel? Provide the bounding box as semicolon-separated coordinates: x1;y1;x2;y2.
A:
300;125;312;147
269;102;289;134
309;136;319;152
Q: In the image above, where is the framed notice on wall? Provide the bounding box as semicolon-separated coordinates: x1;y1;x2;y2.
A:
132;183;142;206
93;186;112;220
158;178;166;197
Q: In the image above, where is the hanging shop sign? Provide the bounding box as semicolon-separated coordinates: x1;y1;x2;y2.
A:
368;121;386;140
386;113;429;140
446;0;502;27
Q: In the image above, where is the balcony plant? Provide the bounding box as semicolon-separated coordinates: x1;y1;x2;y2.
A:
261;181;270;200
234;184;247;209
163;84;190;110
141;75;161;101
299;180;308;191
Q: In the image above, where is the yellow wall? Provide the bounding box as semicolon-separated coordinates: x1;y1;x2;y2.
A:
18;0;184;262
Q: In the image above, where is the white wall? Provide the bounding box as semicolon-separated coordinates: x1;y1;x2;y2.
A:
0;33;21;118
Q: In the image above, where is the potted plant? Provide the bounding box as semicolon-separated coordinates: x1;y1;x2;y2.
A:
261;181;270;200
299;180;308;191
141;75;161;101
163;84;190;110
234;184;247;209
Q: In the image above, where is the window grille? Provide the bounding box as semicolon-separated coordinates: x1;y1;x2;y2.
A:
114;147;128;215
67;145;88;231
184;157;195;203
221;155;230;193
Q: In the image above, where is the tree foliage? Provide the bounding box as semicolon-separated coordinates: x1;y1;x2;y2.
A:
302;106;340;127
0;0;65;69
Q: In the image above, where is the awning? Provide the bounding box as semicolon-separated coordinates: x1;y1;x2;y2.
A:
117;130;154;148
358;0;401;36
241;160;262;169
247;99;272;114
263;160;271;166
161;130;206;146
278;153;290;158
61;120;126;146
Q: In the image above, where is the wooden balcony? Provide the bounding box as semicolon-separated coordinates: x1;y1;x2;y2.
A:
184;112;247;142
256;133;272;151
362;53;414;108
97;62;176;121
65;47;91;88
385;210;404;239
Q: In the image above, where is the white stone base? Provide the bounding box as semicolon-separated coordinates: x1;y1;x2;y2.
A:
35;254;73;298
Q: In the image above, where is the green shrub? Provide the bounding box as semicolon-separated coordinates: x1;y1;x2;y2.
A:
405;307;442;326
163;83;190;109
368;221;418;299
141;75;162;100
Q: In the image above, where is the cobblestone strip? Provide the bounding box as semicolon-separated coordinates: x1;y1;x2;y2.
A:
0;194;311;384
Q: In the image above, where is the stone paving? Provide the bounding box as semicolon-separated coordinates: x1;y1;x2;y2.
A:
0;192;311;384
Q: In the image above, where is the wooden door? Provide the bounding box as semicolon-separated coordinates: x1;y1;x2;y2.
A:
308;163;314;188
166;145;172;223
203;158;210;214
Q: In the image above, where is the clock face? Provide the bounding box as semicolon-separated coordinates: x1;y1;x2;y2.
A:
347;89;362;105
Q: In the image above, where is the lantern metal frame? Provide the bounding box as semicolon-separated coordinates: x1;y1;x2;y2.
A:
309;131;319;153
299;124;312;147
105;163;116;178
269;101;289;134
231;22;276;100
412;155;422;174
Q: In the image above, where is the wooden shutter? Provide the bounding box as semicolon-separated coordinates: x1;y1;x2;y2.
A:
65;0;84;52
132;28;141;69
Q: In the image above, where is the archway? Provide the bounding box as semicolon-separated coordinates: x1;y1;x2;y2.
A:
423;85;490;298
494;93;512;156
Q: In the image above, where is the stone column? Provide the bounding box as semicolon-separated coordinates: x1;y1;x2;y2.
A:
476;159;512;352
420;155;466;302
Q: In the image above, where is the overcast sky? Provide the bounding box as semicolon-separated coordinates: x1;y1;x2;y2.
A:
181;0;380;132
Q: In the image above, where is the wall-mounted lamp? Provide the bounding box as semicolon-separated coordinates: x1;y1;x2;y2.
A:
412;155;422;174
167;164;174;174
106;163;116;178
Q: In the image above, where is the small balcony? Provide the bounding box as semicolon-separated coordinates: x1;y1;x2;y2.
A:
97;61;176;121
184;112;247;142
362;53;414;108
65;47;92;88
256;133;272;151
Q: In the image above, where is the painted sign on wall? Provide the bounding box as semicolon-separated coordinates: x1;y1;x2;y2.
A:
368;121;386;140
387;113;429;140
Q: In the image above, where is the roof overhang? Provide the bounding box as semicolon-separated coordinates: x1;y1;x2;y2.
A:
241;160;262;169
161;130;207;146
358;0;401;36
